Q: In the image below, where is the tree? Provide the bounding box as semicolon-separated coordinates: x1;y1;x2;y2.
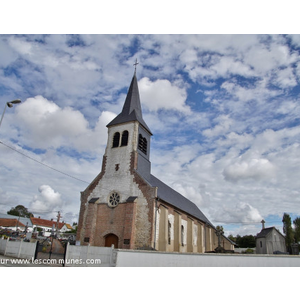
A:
7;205;34;218
282;213;294;253
228;234;236;243
236;235;256;248
293;217;300;243
216;226;224;234
228;234;255;248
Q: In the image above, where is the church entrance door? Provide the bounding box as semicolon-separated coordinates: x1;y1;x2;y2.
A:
105;234;119;248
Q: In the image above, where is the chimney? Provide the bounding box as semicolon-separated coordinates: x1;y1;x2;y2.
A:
261;219;265;229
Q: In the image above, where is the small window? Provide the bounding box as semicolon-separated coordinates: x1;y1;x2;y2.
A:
112;132;120;148
181;225;184;246
260;241;262;248
138;134;147;155
121;130;129;146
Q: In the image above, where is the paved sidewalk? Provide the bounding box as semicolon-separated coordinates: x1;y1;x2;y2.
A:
0;254;63;267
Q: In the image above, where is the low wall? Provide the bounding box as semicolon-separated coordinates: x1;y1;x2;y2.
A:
0;238;37;260
65;244;115;267
114;250;300;267
3;239;298;267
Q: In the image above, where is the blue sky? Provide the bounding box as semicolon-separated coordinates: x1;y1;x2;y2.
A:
1;34;300;238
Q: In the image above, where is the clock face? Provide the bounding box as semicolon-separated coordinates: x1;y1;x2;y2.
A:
108;192;120;208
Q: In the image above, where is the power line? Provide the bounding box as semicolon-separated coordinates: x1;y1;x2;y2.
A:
0;140;140;199
0;140;90;184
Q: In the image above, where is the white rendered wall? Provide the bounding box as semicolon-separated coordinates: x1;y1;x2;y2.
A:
115;250;300;267
88;122;147;205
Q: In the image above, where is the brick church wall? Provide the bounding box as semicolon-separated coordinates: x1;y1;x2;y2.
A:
93;202;135;248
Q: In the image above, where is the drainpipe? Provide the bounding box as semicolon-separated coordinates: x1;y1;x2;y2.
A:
204;223;207;252
153;198;158;250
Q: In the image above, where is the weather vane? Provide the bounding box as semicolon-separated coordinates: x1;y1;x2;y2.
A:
133;58;139;74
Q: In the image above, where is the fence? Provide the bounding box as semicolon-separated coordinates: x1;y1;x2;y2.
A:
0;238;37;259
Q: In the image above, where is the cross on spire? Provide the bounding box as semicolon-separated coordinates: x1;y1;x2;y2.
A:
133;58;139;75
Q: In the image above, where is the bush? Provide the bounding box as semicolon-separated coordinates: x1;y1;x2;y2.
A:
243;248;254;254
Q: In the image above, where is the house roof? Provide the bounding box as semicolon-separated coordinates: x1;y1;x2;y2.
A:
0;213;33;227
149;175;213;227
65;224;73;230
106;74;152;135
256;227;285;239
30;217;65;229
0;218;26;228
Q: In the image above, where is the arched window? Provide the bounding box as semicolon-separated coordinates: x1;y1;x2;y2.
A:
138;134;147;155
168;221;171;245
181;225;184;246
112;132;120;148
121;130;129;146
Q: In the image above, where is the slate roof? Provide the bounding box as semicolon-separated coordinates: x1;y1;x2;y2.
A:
106;74;152;135
89;197;99;203
126;196;138;203
256;227;284;239
149;175;213;226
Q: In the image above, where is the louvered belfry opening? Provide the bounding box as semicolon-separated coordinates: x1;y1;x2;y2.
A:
138;134;147;154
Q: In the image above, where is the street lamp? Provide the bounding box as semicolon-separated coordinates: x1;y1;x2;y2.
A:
0;99;21;130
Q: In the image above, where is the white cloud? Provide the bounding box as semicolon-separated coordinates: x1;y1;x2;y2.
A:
14;95;113;152
15;96;87;147
203;115;233;138
273;67;297;88
0;38;18;67
211;56;254;78
220;78;282;104
218;202;263;224
29;185;63;215
139;77;190;113
223;158;275;182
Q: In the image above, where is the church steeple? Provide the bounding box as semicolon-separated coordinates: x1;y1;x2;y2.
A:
107;73;152;135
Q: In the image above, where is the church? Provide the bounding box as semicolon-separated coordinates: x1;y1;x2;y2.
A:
76;69;234;253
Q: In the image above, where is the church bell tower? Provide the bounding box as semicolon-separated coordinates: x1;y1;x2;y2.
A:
77;67;156;248
105;71;152;181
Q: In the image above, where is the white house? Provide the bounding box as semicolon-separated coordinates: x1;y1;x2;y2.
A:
0;218;26;232
256;226;286;254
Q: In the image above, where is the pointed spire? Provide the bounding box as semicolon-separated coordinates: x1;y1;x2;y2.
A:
106;72;152;135
121;74;142;118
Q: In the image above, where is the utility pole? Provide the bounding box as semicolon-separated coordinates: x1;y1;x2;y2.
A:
56;211;61;237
